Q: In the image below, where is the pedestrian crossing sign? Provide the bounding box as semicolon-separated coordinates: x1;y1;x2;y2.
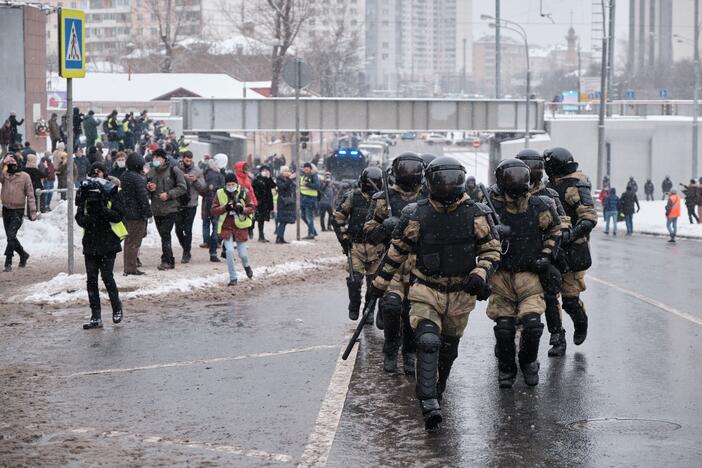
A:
59;9;86;78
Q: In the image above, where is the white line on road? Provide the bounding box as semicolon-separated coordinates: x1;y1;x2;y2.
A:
70;427;294;464
589;275;702;326
63;344;339;378
298;335;358;468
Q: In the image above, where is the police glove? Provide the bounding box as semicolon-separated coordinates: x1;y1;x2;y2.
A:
341;238;350;256
539;263;562;295
368;283;385;300
532;256;551;273
465;273;486;297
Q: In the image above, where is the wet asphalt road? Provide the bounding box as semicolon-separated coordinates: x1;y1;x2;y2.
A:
2;233;702;466
329;233;702;467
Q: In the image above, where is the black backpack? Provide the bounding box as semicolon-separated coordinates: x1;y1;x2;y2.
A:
170;166;191;207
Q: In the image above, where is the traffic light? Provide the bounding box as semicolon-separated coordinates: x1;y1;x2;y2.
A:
300;131;309;149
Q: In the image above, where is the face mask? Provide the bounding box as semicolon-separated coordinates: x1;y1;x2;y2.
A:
6;164;18;174
152;160;162;168
226;184;238;193
116;160;126;168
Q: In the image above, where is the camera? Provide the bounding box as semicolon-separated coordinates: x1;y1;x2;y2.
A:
79;177;118;202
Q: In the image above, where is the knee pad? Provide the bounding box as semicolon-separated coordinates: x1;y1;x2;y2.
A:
493;317;517;339
440;335;460;361
520;313;544;338
415;320;441;353
380;293;403;317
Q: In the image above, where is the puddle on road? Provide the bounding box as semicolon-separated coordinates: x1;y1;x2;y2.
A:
566;417;681;434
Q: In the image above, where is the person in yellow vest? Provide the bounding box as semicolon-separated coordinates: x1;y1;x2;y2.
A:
210;172;255;286
75;162;128;329
300;162;321;239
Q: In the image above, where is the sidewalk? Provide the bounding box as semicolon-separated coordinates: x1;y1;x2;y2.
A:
597;200;702;239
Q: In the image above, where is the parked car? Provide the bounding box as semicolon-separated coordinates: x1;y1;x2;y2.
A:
455;135;480;146
425;133;452;145
400;131;417;140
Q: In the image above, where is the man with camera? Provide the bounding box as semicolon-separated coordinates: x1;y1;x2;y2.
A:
76;162;128;329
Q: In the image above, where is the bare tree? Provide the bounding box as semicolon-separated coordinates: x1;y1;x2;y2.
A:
144;0;189;73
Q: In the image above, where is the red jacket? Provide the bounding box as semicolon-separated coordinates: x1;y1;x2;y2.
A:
234;161;257;208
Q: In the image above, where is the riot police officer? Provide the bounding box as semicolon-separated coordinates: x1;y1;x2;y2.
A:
544;147;597;347
516;149;570;357
465;175;481;201
486;159;562;388
368;156;501;431
364;152;425;374
332;167;384;322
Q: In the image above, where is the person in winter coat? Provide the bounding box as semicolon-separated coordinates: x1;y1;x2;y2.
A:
626;176;638;194
210;172;255;285
661;176;673;200
55;151;77;201
22;154;45;215
1;155;36;272
0;120;12;156
644;179;654;201
109;150;128;179
252;164;276;242
75;166;126;329
82;110;101;148
318;172;335;231
72;108;84;151
275;166;297;243
40;153;56;211
681;180;700;224
48;113;61;152
146;148;187;270
106;110;120;151
300;162;321;239
619;185;640;235
202;156;227;260
8;112;24;146
74;149;90;184
120;152;152;275
602;187;620;235
665;189;681;242
175;151;205;263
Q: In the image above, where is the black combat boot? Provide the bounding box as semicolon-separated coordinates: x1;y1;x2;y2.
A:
544;293;566;357
563;296;588;345
181;251;191;264
3;257;11;273
518;313;544;386
112;308;123;324
346;273;362;320
83;310;103;330
494;317;518;388
437;335;460;402
381;293;403;372
18;252;29;268
415;320;442;431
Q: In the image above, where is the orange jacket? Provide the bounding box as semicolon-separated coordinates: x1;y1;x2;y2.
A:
666;194;681;219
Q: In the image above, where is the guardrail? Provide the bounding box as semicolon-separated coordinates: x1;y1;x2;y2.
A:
546;100;698;118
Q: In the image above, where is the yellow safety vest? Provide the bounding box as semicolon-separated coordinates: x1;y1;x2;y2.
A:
216;188;253;233
300;175;318;197
83;200;128;240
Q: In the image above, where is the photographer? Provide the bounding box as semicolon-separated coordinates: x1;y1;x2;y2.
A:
75;162;127;329
210;172;255;286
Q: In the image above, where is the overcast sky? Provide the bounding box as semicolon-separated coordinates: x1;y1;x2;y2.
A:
472;0;630;52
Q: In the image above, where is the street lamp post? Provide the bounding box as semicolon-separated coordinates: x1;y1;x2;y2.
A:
694;0;700;178
486;19;530;147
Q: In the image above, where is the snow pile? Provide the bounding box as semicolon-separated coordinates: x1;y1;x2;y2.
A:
597;200;702;239
15;256;344;305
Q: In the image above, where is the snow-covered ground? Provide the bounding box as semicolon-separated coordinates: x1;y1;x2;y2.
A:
597;200;702;239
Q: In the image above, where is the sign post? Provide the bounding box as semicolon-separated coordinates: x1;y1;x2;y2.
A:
282;58;313;241
58;8;86;274
472;138;481;177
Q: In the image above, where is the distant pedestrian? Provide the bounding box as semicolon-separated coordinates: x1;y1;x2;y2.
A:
1;155;36;272
109;151;127;179
48;113;61;152
210;172;255;286
40;153;56;212
665;189;681;242
75;171;126;329
175;151;204;263
275;166;296;244
252;164;276;242
146;148;187;270
661;176;673;200
602;187;620;236
120;152;152;276
300;162;320;239
82;110;100;148
21;141;36;160
8;112;24;146
55;151;76;201
1;119;12;156
202;154;227;261
681;180;699;224
626;176;638;194
318;172;335;231
72;108;84;151
619;186;640;235
74;148;90;184
644;179;654;201
22;154;44;215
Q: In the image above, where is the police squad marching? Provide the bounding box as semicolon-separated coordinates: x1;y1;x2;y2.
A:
332;147;596;432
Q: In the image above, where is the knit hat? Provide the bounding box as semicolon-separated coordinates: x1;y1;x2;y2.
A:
90;161;108;177
225;171;238;183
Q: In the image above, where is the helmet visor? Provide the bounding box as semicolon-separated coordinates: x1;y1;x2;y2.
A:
498;166;530;197
394;159;424;188
428;169;466;201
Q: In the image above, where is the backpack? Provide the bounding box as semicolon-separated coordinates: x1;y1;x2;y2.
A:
170;166;191;207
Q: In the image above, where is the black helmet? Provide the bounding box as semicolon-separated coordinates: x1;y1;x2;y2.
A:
543;147;578;178
419;153;438;167
495;159;530;199
392;152;424;191
359;166;383;194
425;156;466;203
515;148;545;185
465;175;477;189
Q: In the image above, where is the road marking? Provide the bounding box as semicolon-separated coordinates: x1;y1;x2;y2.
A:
70;428;293;464
298;336;358;468
63;344;338;378
589;275;702;326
